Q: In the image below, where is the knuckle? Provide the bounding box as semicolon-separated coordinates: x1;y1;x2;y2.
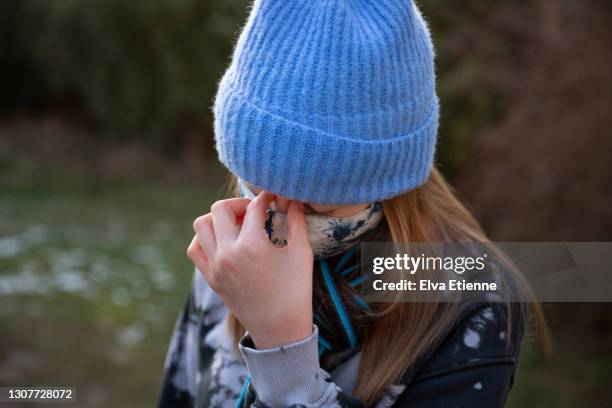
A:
216;249;233;270
210;200;225;213
193;216;206;232
187;241;201;259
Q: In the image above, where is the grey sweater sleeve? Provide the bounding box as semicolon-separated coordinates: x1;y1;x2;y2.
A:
238;325;340;407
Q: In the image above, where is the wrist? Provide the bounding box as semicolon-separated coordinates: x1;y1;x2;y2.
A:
250;321;313;349
239;325;334;406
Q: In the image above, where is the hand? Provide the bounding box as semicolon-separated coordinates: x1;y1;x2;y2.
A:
187;192;314;349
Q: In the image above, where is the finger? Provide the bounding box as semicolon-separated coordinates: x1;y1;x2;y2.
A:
187;234;209;271
210;198;251;245
273;196;290;213
240;191;276;238
187;235;219;291
193;214;217;258
286;200;310;249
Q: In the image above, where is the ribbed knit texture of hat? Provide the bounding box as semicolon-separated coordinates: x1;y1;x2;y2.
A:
213;0;439;205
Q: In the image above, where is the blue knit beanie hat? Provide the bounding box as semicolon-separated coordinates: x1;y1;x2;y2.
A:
214;0;439;205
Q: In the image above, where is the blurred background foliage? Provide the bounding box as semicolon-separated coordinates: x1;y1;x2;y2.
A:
1;0;611;407
1;0;508;169
1;0;249;156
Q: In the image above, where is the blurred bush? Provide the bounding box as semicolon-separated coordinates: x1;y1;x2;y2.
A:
3;0;609;184
1;0;249;153
1;0;505;174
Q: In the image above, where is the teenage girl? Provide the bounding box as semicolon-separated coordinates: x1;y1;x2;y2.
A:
157;1;546;406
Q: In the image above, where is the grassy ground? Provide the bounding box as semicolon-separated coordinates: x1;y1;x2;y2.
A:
0;178;223;407
1;178;610;407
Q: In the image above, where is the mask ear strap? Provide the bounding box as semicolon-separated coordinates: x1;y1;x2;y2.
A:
236;177;256;200
237;177;281;211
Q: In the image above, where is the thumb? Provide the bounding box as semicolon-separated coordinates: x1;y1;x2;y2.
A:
286;201;310;250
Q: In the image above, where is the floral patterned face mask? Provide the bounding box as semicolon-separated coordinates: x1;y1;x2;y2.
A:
237;178;384;259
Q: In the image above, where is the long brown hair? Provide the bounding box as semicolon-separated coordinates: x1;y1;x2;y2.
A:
227;167;548;405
